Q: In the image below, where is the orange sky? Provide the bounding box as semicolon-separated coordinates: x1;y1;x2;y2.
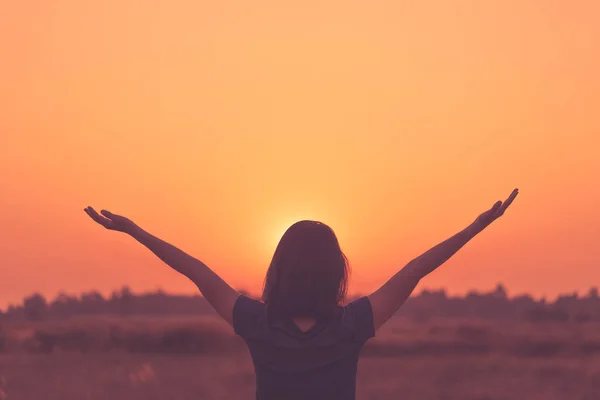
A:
1;1;599;308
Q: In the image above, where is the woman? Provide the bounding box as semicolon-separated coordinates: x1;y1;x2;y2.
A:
84;188;518;399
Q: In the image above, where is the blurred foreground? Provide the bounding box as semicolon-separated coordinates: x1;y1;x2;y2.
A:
1;315;600;400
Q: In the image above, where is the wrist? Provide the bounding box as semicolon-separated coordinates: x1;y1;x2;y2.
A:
466;221;484;237
125;223;142;237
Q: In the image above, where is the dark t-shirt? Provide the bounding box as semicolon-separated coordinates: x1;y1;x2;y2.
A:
233;295;375;400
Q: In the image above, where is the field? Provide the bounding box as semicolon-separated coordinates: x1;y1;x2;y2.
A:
1;316;600;400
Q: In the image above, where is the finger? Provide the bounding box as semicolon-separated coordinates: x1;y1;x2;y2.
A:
499;188;519;214
100;210;114;219
84;207;95;219
86;207;110;227
487;200;503;219
84;207;99;222
86;206;102;221
505;188;519;205
491;200;502;212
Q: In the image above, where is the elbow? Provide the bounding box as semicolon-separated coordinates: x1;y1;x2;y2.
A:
400;264;424;284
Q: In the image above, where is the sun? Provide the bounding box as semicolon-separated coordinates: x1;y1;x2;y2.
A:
265;213;320;252
259;200;341;257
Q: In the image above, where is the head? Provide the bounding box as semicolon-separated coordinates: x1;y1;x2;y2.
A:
262;220;349;320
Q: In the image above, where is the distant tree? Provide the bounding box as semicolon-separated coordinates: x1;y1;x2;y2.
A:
109;290;121;303
53;292;71;304
119;286;134;317
465;290;481;300
587;287;599;299
419;289;447;300
23;293;48;321
512;294;536;309
81;291;104;302
51;291;79;317
80;291;105;314
492;283;508;299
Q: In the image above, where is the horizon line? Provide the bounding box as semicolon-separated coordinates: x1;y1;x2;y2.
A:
4;283;598;311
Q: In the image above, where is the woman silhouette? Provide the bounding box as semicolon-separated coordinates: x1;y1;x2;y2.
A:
84;188;518;400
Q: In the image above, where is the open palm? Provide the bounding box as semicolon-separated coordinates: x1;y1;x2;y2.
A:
475;188;519;229
84;207;135;233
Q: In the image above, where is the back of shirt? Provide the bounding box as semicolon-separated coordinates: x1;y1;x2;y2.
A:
233;295;375;400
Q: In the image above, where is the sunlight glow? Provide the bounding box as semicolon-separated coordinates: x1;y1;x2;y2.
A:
266;213;323;253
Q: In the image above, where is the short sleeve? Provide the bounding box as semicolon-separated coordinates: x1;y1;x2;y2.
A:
232;295;267;340
343;296;375;344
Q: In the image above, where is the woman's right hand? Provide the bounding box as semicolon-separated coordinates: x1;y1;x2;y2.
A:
473;188;519;231
84;207;137;234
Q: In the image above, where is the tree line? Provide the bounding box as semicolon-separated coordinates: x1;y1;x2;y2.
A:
1;284;599;323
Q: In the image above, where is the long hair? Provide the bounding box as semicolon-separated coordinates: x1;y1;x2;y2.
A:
262;220;349;320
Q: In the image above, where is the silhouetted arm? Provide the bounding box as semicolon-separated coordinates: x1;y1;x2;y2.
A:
368;222;481;331
368;189;518;331
84;208;239;325
129;227;239;324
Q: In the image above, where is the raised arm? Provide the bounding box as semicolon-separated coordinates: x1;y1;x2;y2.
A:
368;189;519;331
84;207;239;325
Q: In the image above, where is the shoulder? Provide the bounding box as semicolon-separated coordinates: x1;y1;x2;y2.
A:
232;295;267;339
341;296;375;343
234;294;265;313
343;297;374;322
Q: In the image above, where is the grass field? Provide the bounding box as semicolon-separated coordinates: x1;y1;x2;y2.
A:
1;316;600;399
